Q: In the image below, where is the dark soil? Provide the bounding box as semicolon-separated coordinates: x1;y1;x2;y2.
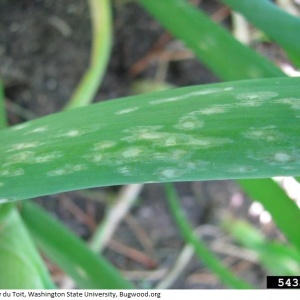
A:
0;0;282;289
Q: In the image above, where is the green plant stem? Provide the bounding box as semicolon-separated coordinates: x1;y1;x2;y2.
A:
64;0;112;110
164;183;253;289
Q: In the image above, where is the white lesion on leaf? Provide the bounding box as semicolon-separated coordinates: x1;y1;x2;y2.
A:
11;123;29;131
122;124;231;151
269;150;300;168
163;133;231;148
83;153;103;163
92;141;117;150
224;87;233;91
149;87;230;105
4;150;62;166
33;151;62;163
194;106;227;115
243;126;283;142
6;142;41;152
64;130;81;137
236;91;278;107
273;152;293;163
156;167;183;179
179;159;209;171
117;166;134;176
115;107;139;115
228;165;257;173
174;115;204;130
54;128;91;139
274;98;300;110
47;164;87;177
83;141;119;164
149;96;180;105
24;126;48;135
0;167;24;177
122;126;164;142
121;147;144;159
247;148;300;168
5;151;35;165
187;136;232;147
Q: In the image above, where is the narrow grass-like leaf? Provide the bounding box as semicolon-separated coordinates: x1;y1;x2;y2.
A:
64;0;112;110
221;0;300;67
21;201;133;289
165;183;252;288
138;0;284;81
237;178;300;254
0;77;299;202
0;204;56;289
224;219;300;276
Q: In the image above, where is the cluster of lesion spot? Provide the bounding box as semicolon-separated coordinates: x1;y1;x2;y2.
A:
7;142;41;152
275;98;300;110
247;149;300;170
243;126;284;142
78;121;233;179
0;167;24;177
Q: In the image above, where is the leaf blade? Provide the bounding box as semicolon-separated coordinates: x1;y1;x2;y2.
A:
64;0;112;109
0;77;299;202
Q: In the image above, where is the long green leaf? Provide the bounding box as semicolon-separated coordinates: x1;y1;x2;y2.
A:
237;178;300;254
221;0;300;67
165;183;252;288
138;0;284;81
0;77;299;202
21;201;133;289
0;204;55;288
